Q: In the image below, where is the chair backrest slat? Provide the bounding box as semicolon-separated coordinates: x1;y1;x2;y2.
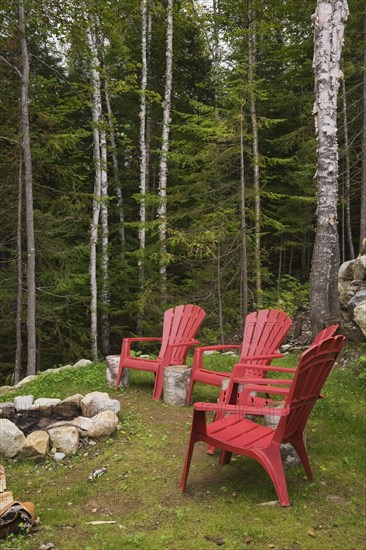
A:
239;309;292;375
159;305;206;364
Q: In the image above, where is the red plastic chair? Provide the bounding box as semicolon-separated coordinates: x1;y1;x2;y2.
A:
219;323;341;410
115;304;206;400
186;309;292;405
180;334;345;506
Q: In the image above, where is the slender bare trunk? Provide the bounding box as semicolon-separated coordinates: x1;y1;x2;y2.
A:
217;243;224;343
310;0;348;335
239;108;248;321
87;27;102;361
157;0;173;300
248;2;261;305
19;0;36;376
100;125;109;356
104;76;125;259
137;0;149;334
341;78;355;259
15;159;23;384
361;5;366;252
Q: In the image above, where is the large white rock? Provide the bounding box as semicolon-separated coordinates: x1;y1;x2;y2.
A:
0;419;26;457
48;425;79;455
14;395;34;412
72;359;93;368
72;410;119;438
14;375;37;389
338;259;355;281
354;302;366;338
354;255;366;281
81;391;120;417
31;398;61;409
20;430;49;460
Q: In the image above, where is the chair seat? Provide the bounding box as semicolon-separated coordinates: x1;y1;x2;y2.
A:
206;416;274;451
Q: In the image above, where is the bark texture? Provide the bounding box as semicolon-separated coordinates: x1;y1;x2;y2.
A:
310;0;348;335
19;0;36;376
87;27;102;361
157;0;174;298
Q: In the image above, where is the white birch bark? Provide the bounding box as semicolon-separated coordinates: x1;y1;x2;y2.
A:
19;0;36;376
100;124;110;356
87;27;102;361
248;2;261;305
157;0;174;297
139;0;148;301
310;0;348;334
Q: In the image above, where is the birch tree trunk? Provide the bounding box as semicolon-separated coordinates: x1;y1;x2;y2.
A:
248;2;261;305
15;159;23;384
157;0;173;299
87;27;103;361
239;108;248;321
341;77;354;259
19;0;36;376
360;5;366;252
310;0;348;335
137;0;149;334
100;125;110;356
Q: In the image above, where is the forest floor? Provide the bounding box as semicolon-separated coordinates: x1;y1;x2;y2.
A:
0;351;365;550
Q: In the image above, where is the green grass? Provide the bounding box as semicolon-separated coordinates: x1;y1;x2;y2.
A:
0;351;365;550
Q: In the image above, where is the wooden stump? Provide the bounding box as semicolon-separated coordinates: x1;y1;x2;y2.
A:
105;355;130;388
163;366;191;406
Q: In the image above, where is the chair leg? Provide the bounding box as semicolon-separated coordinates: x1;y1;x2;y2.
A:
290;432;314;481
115;364;124;390
256;446;290;506
180;438;195;492
152;368;164;400
186;380;194;406
219;450;232;465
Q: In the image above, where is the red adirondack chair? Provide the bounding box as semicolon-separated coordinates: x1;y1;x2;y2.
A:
115;304;206;400
180;334;345;506
220;323;341;410
186;309;292;405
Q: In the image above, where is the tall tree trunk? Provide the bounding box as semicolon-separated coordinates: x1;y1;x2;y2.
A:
239;108;248;321
19;0;36;376
341;77;355;259
137;0;149;334
15;159;23;384
104;73;125;259
310;0;348;335
360;5;366;252
248;1;261;305
87;27;102;361
100;125;109;356
217;243;224;343
157;0;173;300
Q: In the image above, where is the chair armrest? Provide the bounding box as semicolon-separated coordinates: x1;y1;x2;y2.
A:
233;363;296;374
191;344;241;373
194;399;290;417
123;337;162;343
232;377;292;386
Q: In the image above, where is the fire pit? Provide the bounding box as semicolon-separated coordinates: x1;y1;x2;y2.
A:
0;392;120;461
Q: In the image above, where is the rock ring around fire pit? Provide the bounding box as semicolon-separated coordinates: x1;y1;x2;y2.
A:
0;392;120;461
